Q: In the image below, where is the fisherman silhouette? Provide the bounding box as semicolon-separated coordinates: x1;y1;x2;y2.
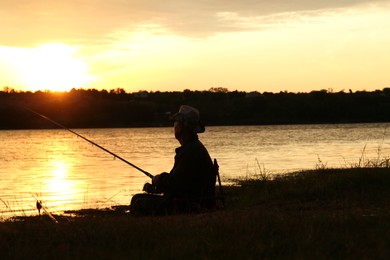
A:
130;105;216;216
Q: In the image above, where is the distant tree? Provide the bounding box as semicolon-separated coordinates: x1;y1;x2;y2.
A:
209;87;228;93
110;88;126;94
2;86;16;93
2;87;390;129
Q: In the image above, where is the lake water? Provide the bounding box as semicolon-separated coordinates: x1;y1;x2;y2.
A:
1;123;390;218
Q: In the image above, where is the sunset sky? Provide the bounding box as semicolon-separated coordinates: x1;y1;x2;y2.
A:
1;0;390;93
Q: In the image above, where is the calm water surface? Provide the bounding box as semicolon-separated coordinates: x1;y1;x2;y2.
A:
1;123;390;218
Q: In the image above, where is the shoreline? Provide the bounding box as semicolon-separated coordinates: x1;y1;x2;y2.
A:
1;167;389;258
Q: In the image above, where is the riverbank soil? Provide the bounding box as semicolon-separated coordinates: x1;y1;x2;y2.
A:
1;168;389;259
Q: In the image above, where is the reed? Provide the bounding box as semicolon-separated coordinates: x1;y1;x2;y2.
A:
0;196;30;220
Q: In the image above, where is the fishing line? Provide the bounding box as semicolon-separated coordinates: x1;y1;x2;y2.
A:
25;107;153;178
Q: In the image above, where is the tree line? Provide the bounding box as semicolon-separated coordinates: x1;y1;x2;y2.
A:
1;87;390;129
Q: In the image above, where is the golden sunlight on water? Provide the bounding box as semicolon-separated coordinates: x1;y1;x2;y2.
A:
23;159;90;219
42;160;80;209
2;124;390;219
47;161;71;192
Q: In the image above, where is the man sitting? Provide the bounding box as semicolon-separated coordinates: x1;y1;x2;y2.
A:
130;105;216;216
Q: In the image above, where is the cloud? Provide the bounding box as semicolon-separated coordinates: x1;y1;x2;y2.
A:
0;0;387;46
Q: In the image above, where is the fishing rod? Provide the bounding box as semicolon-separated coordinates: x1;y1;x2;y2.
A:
25;107;154;179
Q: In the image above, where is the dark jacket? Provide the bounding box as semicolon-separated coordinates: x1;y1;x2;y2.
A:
155;137;215;208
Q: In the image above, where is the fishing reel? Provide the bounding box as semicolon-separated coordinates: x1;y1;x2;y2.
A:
143;183;159;194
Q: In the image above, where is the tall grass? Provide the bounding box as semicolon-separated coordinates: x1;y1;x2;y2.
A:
354;143;390;168
0;196;30;221
352;127;390;168
1;167;390;259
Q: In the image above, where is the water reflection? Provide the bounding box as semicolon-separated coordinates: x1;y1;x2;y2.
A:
2;123;390;219
47;161;71;192
43;160;77;210
31;159;81;218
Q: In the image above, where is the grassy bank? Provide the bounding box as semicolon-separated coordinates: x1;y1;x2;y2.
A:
1;167;390;259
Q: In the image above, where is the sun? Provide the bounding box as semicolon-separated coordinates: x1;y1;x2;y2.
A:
17;43;94;92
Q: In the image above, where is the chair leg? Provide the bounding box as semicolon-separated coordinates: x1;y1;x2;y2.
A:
214;159;225;208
